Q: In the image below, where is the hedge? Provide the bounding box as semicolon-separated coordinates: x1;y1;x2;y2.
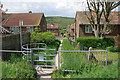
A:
106;46;120;52
76;37;115;49
31;32;58;45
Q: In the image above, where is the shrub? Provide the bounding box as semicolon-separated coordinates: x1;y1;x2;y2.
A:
31;32;56;45
107;46;120;52
76;37;115;49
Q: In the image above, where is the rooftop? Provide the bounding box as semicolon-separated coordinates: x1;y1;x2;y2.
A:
3;13;44;27
76;11;120;25
47;23;59;29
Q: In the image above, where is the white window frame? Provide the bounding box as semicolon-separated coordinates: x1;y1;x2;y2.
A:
85;25;92;33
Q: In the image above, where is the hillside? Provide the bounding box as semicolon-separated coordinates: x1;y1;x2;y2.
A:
46;16;75;29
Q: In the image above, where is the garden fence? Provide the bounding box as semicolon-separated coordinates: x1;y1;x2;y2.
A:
57;50;108;71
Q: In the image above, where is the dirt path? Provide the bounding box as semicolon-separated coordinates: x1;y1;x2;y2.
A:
36;39;63;78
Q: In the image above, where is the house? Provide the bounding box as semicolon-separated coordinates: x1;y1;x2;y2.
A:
70;24;75;37
2;13;47;33
47;23;59;36
75;11;120;47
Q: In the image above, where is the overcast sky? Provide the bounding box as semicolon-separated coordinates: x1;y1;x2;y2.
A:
1;0;120;18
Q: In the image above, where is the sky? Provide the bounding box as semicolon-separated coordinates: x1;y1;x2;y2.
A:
1;0;120;18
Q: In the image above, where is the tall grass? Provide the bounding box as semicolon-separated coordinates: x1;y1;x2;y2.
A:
2;54;37;78
51;39;118;78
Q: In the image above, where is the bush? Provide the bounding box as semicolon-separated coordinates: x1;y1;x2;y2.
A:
31;32;56;45
107;46;120;52
76;37;115;49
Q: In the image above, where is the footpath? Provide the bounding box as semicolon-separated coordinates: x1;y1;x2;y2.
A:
36;39;63;78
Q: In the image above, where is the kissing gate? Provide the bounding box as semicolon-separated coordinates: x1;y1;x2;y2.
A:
22;43;57;71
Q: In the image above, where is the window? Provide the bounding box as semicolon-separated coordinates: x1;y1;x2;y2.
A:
10;27;19;33
27;27;33;31
85;25;92;33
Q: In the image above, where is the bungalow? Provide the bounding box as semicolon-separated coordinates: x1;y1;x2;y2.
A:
70;24;75;37
2;13;47;33
75;11;120;47
47;23;59;36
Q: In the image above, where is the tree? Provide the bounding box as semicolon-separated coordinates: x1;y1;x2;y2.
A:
0;2;8;14
0;2;8;24
85;0;120;38
100;0;120;38
85;0;104;37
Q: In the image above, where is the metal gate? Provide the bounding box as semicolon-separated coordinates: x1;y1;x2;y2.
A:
57;50;108;71
22;43;57;71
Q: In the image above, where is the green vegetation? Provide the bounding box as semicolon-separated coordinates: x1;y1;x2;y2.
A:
30;31;61;66
76;37;115;49
46;17;74;28
31;32;60;46
46;17;74;35
52;61;118;78
62;39;78;50
107;46;120;52
2;54;37;78
51;39;118;78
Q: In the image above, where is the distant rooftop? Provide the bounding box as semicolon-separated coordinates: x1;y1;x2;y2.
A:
47;23;59;29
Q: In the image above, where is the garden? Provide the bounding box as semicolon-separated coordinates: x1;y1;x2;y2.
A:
51;38;119;78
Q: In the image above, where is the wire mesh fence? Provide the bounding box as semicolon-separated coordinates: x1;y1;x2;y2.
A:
58;50;108;71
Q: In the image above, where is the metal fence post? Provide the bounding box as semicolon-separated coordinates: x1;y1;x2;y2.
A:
106;51;108;65
31;49;34;67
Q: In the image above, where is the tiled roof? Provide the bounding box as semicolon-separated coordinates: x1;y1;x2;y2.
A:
2;14;11;24
3;13;44;27
76;11;120;25
47;23;58;29
71;24;75;29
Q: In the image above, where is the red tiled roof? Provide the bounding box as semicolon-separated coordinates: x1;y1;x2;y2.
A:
2;14;11;24
76;11;120;25
47;23;58;29
71;24;75;29
3;13;44;27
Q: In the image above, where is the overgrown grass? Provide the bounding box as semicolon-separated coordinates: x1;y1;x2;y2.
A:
62;39;78;50
51;39;118;78
2;54;37;78
52;61;118;78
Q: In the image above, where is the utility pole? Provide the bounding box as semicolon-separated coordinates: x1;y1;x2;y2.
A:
19;20;23;51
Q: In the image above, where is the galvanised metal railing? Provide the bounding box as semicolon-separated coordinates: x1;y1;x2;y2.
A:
57;50;108;71
22;43;56;71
